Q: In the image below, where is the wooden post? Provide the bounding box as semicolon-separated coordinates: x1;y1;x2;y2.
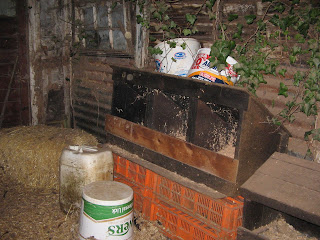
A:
134;0;149;68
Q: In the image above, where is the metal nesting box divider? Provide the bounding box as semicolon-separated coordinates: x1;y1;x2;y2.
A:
105;65;290;197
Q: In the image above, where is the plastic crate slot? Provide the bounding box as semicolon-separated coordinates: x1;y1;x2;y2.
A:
193;228;213;240
145;170;156;189
197;195;212;208
208;210;223;225
158;185;171;198
172;192;181;204
180;219;191;232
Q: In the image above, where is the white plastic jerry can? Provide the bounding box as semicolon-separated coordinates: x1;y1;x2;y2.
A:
59;145;114;213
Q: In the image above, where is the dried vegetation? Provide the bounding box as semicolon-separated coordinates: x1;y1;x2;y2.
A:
0;125;165;240
0;125;98;190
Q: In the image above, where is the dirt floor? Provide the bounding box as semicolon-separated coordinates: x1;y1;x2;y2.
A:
255;217;320;240
0;172;166;240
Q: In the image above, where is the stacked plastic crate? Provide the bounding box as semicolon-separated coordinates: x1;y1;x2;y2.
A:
113;154;243;240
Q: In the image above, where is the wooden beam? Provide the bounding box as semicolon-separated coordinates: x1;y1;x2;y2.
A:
111;65;250;111
105;114;239;182
241;152;320;226
106;132;237;196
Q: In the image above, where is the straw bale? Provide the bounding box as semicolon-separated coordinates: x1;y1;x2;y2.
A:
0;125;98;190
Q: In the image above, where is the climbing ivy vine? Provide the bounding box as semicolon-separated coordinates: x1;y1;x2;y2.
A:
126;0;320;157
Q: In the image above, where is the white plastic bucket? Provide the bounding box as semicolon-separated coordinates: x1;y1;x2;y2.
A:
153;38;201;77
79;181;134;240
187;48;240;85
59;145;114;213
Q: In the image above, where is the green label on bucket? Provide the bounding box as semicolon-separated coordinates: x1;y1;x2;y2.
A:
83;198;133;221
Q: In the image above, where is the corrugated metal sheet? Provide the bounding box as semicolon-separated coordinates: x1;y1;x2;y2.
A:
72;56;132;142
72;80;112;142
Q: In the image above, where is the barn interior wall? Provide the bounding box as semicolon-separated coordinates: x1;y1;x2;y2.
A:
28;0;72;126
25;0;317;158
0;0;30;128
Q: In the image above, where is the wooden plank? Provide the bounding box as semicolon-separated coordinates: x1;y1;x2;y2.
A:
271;152;320;172
106;142;226;199
106;132;237;196
241;152;320;226
237;227;269;240
236;98;285;186
105;114;239;182
111;65;250;111
256;155;320;192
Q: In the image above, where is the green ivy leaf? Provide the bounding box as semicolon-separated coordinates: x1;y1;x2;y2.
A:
136;15;144;24
161;24;169;31
312;57;320;69
293;71;304;86
153;11;162;20
305;129;320;142
269;14;280;27
163;14;170;21
233;32;241;39
292;45;302;55
278;69;287;77
279;82;288;97
286;101;296;109
304;129;313;140
170;21;177;28
289;55;297;64
228;14;238;22
301;102;313;116
294;34;305;43
245;14;256;25
273;3;285;13
206;0;217;9
272;117;282;126
186;13;196;25
148;46;163;55
167;40;177;48
298;22;309;37
290;0;300;4
111;2;118;9
257;20;266;31
149;36;156;42
182;28;192;36
181;42;187;50
288;114;296;123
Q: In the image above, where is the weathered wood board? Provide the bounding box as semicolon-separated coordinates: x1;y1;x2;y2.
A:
241;152;320;226
105;114;239;182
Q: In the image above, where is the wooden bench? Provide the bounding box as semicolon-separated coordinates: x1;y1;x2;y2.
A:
240;152;320;235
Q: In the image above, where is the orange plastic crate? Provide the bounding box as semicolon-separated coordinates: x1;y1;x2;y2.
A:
154;175;243;231
154;200;220;240
113;153;155;190
114;173;154;219
113;154;243;240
